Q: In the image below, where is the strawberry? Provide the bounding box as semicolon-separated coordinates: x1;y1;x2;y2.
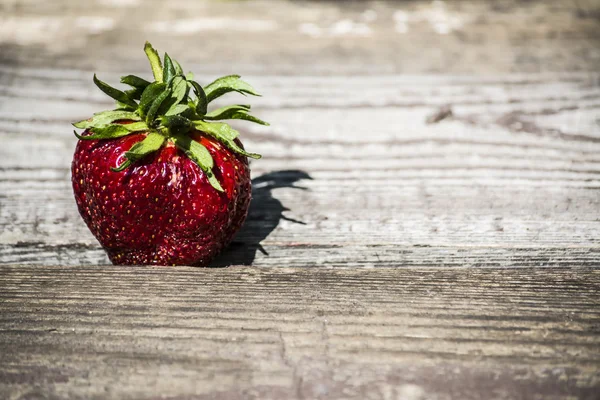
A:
71;42;267;266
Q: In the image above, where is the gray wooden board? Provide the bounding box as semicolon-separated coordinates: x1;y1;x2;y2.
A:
1;0;599;75
0;265;599;400
1;70;599;267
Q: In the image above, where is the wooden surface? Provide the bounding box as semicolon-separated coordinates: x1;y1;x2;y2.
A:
1;0;600;398
1;0;600;74
1;266;599;400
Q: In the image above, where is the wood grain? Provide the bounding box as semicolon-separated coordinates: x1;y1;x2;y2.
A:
1;0;599;75
0;265;599;400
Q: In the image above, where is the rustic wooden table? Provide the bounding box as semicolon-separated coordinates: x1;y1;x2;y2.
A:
1;1;599;399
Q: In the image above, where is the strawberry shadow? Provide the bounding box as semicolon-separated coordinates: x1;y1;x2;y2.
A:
210;170;312;267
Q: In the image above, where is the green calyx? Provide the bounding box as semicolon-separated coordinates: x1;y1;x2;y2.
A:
72;41;267;192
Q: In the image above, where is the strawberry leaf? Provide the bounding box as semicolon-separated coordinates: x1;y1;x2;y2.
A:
157;77;187;117
112;132;165;172
73;126;126;141
207;104;250;114
73;110;140;129
162;115;193;135
204;105;269;126
121;76;150;100
163;53;176;84
173;59;184;76
138;82;167;117
146;88;172;125
171;76;188;105
116;121;148;132
144;42;163;83
193;120;261;159
189;80;207;116
164;104;189;117
93;74;138;109
173;134;224;192
115;101;137;111
74;121;148;140
125;88;142;101
204;75;260;103
121;75;151;89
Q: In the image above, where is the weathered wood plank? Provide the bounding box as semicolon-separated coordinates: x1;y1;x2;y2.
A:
1;177;600;267
1;0;599;74
0;266;598;400
1;71;598;266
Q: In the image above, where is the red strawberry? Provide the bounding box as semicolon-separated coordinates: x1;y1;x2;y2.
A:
71;42;267;266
